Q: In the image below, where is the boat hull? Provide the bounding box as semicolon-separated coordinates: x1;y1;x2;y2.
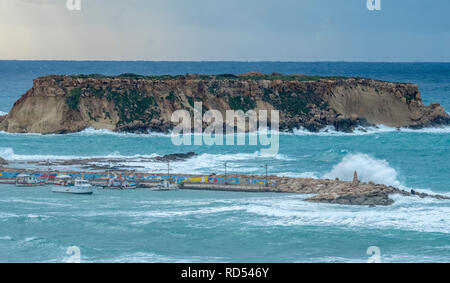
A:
101;185;137;190
150;185;180;191
52;187;93;195
16;183;45;187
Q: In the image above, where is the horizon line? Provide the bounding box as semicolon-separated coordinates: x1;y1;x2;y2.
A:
1;59;450;64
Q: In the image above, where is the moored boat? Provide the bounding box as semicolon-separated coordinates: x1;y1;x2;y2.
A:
150;180;179;191
52;178;93;195
15;173;45;187
102;176;137;190
53;175;73;186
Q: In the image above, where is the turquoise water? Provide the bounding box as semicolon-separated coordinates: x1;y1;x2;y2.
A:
0;185;449;263
0;62;449;262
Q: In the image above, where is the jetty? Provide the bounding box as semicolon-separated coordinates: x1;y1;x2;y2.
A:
1;167;449;206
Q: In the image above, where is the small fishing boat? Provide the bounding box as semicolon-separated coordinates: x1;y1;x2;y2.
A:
52;175;73;186
52;178;93;195
15;173;45;187
102;176;137;190
151;180;179;191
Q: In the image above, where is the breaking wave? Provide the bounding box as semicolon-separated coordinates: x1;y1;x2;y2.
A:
292;125;450;136
0;147;159;161
76;128;172;138
323;153;402;187
0;147;291;175
244;194;450;234
108;151;292;175
2;125;448;137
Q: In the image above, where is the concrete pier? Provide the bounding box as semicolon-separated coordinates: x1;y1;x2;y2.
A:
1;167;449;206
181;183;273;193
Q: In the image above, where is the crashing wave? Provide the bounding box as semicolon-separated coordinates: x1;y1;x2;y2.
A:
323;153;402;187
292;125;450;136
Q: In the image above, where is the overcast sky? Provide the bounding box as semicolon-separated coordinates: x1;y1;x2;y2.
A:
0;0;449;61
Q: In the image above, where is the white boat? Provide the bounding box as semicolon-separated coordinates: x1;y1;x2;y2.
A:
16;173;45;187
151;180;180;191
102;176;137;190
52;178;94;195
52;175;73;186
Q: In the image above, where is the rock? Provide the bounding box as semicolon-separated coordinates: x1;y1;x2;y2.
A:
154;152;197;162
0;74;448;134
303;180;402;206
0;157;7;165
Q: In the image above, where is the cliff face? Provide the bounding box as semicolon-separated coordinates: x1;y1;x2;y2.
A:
0;73;448;134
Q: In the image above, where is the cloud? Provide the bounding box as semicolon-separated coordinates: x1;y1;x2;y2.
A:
0;0;449;61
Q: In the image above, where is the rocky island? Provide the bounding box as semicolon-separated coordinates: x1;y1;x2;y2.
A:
0;72;448;134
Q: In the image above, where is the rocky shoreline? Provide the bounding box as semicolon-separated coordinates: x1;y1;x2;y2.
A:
0;152;197;172
1;73;448;134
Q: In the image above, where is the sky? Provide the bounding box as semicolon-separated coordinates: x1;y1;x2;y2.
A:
0;0;449;61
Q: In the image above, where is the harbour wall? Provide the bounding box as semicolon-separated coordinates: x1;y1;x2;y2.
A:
0;170;277;187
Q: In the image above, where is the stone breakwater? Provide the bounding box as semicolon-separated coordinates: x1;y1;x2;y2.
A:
0;73;449;134
274;177;406;206
189;176;450;206
1;167;449;206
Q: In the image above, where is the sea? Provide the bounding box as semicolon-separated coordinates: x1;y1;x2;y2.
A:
0;61;449;263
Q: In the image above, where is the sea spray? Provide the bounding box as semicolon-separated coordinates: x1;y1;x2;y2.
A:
292;125;450;136
323;153;402;187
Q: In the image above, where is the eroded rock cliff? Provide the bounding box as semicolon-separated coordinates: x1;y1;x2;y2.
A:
0;73;448;134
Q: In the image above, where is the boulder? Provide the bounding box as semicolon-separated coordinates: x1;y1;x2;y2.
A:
154;152;197;162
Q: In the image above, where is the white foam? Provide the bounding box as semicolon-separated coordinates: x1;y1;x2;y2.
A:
51;150;291;174
76;205;245;219
399;126;450;134
0;213;19;219
323;153;402;187
277;172;319;179
243;195;450;234
1;123;449;138
128;151;292;175
115;194;449;235
77;127;172;138
24;237;38;242
56;125;450;137
0;147;160;161
291;125;450;136
102;252;224;263
0;147;84;161
0;146;292;174
292;125;395;136
0;198;69;207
